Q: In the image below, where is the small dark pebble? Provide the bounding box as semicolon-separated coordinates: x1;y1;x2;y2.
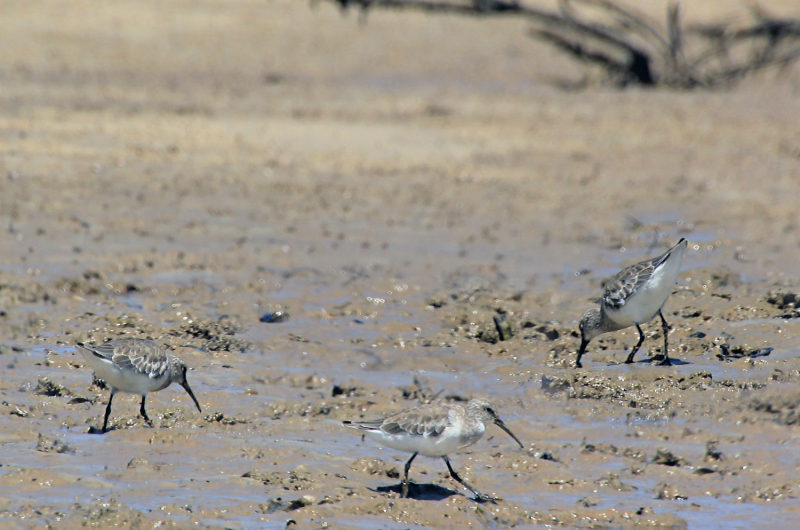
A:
332;384;360;398
689;331;707;338
260;311;289;323
285;498;312;511
694;467;718;475
652;449;681;466
705;441;724;462
751;347;773;358
717;345;773;361
493;314;513;341
36;434;76;454
35;377;69;397
425;296;447;308
262;498;290;514
535;325;559;341
264;72;285;85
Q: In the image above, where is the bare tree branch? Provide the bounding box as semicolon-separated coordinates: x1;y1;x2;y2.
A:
317;0;800;89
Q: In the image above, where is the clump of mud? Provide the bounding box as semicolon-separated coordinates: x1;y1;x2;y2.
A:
169;315;249;352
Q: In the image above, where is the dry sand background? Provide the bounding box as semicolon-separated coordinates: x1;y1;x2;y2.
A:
2;0;800;528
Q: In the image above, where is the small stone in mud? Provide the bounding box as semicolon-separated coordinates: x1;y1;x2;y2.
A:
535;324;559;341
655;483;688;500
350;457;400;478
331;384;363;398
287;496;315;510
578;497;599;507
34;377;71;397
705;441;724;462
595;473;636;492
91;375;108;390
170;315;249;352
398;378;438;402
36;434;75;454
493;314;512;341
204;411;248;425
127;457;161;471
9;406;29;417
694;467;718;475
717;344;773;361
260;498;291;514
766;291;800;310
260;311;289;323
425;296;447;308
680;307;702;318
652;449;682;466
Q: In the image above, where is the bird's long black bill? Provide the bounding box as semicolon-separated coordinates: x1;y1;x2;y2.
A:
494;419;524;448
182;381;203;412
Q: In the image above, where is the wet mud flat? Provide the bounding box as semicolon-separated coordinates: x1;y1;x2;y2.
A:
3;0;800;528
4;239;800;530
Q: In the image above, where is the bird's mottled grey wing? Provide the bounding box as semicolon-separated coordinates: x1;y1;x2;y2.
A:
602;246;674;309
602;261;654;309
379;406;450;437
109;340;169;378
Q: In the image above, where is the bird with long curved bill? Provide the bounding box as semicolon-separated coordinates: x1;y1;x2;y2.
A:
77;338;202;433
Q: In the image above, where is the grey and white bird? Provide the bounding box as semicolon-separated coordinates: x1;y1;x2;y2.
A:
77;338;202;433
577;238;688;368
343;398;524;502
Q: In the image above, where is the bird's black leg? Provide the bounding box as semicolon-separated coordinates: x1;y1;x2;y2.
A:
657;310;672;366
576;338;588;368
140;395;152;426
102;392;114;433
442;455;497;503
402;452;418;498
624;324;646;364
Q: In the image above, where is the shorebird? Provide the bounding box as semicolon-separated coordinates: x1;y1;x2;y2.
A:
577;238;688;368
343;398;524;502
77;338;202;433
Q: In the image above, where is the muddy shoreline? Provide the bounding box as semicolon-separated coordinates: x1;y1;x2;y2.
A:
2;1;800;528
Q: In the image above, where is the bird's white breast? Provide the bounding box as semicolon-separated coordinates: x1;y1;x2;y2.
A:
606;245;685;327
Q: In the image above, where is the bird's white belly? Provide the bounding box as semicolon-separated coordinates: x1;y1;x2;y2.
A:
607;256;682;328
366;428;481;457
80;352;168;395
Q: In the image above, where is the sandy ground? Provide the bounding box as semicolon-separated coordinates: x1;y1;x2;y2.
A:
2;0;800;528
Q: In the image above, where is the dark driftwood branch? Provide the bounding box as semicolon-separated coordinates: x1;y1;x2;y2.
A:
319;0;800;89
687;5;800;84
